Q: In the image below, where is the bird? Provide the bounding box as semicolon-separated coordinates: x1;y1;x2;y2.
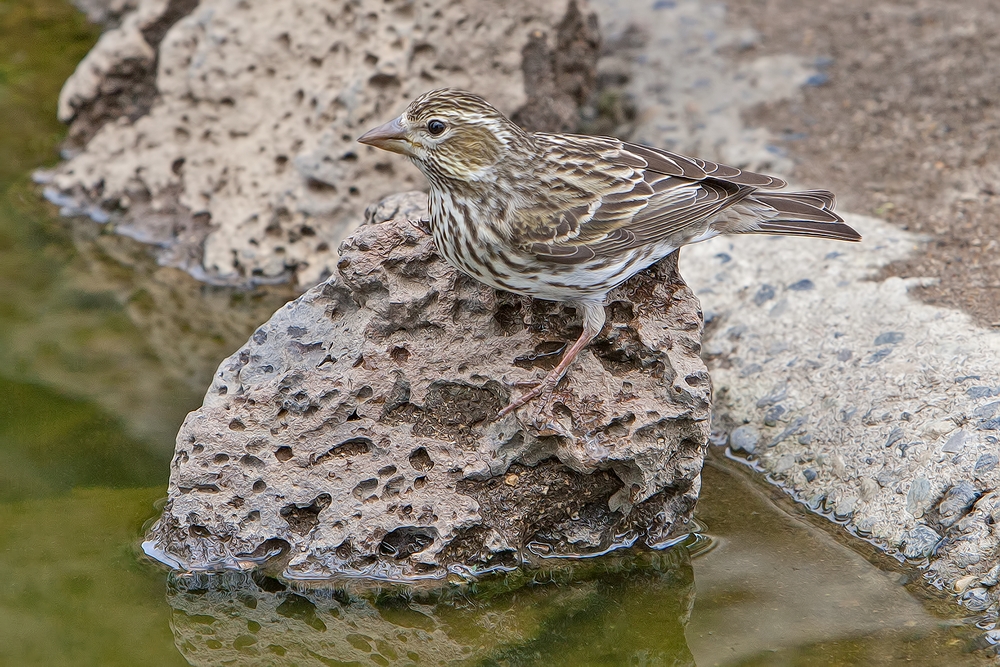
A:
358;89;860;418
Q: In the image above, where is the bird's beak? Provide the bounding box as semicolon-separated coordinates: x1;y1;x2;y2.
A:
358;116;410;155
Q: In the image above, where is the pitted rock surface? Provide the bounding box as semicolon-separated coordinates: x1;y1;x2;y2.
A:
144;198;710;580
48;0;587;287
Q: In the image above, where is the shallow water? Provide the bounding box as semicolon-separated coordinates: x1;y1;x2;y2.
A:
0;1;993;665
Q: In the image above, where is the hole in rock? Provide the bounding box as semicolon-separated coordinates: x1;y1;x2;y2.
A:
315;437;372;464
377;465;398;477
383;476;405;497
189;525;211;538
408;447;434;471
279;494;332;535
240;454;264;469
378;527;436;559
352;478;379;500
274;446;294;462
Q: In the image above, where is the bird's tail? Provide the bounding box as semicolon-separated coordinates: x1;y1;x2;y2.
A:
748;190;861;242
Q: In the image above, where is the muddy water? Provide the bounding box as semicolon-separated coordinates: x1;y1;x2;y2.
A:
0;1;992;665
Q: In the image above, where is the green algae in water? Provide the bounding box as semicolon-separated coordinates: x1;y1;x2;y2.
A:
0;376;168;500
0;487;186;667
0;0;98;180
164;548;697;667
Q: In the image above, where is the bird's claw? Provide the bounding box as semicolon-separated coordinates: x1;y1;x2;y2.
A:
497;377;560;419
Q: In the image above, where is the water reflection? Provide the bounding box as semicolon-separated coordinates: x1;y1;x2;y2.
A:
0;189;299;445
166;549;697;666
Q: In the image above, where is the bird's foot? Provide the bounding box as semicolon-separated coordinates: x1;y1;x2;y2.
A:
498;376;559;418
407;217;432;235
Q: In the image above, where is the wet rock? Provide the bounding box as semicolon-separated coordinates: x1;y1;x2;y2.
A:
729;425;759;455
144;210;710;579
900;525;941;560
49;0;586;287
935;481;980;529
961;587;991;612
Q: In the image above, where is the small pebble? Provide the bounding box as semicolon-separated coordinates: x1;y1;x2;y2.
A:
906;477;933;518
834;496;857;519
504;474;519;487
937;481;980;527
859;477;879;501
962;587;991;612
955;574;979;594
900;525;941;559
788;279;814;291
867;348;892;364
763;405;785;426
873;331;905;346
974;401;1000;419
773;455;794;474
968;386;1000;399
980;563;1000;587
884;427;904;449
756;385;787;408
942;430;967;453
730;425;759;454
753;284;776;305
803;468;817;482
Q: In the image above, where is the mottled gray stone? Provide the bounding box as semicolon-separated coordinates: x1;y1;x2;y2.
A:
144;206;710;580
906;478;933;519
730;425;759;455
901;526;941;560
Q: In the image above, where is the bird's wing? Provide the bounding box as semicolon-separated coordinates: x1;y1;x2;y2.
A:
517;134;774;264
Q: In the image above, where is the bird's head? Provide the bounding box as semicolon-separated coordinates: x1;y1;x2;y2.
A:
358;89;529;184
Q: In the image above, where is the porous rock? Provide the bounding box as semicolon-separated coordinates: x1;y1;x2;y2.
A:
144;194;710;580
683;213;1000;615
48;0;588;286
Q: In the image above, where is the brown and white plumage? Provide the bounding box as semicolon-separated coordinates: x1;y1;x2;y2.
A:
360;89;860;417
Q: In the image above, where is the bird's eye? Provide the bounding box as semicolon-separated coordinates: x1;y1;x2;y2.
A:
427;119;446;136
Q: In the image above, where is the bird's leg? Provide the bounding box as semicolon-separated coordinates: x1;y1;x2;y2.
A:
499;301;606;418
